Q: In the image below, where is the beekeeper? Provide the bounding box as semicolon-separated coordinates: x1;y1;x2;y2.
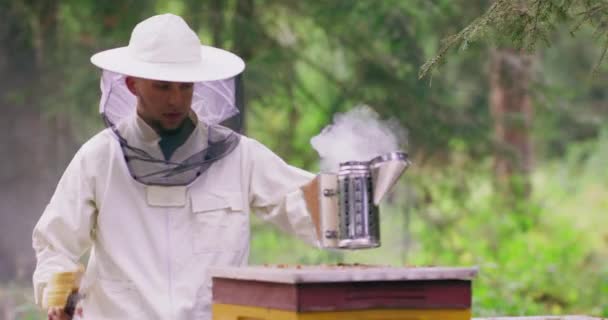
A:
32;13;320;320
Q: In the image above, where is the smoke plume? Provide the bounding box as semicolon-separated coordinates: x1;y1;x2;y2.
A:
311;105;407;173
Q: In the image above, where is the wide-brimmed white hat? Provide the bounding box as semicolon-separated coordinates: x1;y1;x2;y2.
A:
91;13;245;82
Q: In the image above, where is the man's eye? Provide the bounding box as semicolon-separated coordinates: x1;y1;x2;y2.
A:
155;84;170;90
180;83;194;90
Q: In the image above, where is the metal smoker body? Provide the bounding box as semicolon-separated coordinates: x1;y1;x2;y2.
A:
318;152;410;249
337;161;379;249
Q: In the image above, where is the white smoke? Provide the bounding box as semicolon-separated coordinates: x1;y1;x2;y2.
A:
311;105;407;173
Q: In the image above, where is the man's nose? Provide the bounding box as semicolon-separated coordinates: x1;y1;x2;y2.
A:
167;86;183;106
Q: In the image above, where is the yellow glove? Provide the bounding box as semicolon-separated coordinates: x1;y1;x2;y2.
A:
301;175;322;241
42;265;84;309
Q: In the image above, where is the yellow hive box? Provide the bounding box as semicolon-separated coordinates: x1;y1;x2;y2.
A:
212;303;472;320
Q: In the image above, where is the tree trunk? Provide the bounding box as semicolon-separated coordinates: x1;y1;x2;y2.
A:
489;48;534;197
210;0;225;48
0;1;75;282
223;0;256;134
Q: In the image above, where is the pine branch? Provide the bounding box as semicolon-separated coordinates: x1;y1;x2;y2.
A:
418;0;505;80
593;34;608;75
420;0;608;79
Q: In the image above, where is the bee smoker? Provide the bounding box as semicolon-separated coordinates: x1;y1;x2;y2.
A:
316;152;410;249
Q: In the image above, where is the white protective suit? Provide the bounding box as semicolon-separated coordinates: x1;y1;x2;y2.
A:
32;114;319;319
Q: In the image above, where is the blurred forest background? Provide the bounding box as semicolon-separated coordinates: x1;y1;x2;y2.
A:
1;0;607;318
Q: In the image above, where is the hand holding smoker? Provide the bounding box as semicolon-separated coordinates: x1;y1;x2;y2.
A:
303;151;410;249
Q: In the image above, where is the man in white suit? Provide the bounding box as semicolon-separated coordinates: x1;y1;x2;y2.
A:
33;13;320;320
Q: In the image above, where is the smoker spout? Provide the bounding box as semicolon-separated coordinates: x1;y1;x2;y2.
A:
370;152;410;205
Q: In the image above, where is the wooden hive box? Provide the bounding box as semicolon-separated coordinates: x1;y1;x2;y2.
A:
209;265;478;320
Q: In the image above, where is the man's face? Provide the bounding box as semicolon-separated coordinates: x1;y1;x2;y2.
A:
126;77;194;133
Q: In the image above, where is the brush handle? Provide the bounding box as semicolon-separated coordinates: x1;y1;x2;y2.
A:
63;290;82;318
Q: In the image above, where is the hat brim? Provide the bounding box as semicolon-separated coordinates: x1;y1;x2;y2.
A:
90;45;245;82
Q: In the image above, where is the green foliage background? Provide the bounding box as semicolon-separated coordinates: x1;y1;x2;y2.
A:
0;0;607;318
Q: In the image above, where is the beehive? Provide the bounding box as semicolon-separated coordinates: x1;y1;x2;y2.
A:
210;265;478;320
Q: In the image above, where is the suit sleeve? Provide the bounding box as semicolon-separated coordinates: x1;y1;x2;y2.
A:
32;147;97;306
246;138;320;247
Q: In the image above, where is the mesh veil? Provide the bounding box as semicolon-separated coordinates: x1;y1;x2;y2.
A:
99;70;241;186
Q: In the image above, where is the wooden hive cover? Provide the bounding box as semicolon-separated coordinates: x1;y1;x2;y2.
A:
210;265;478;312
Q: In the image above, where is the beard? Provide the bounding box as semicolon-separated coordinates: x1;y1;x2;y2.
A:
157;117;189;136
137;96;191;136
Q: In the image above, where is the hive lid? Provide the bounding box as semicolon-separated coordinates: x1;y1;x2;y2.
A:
209;265;479;284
